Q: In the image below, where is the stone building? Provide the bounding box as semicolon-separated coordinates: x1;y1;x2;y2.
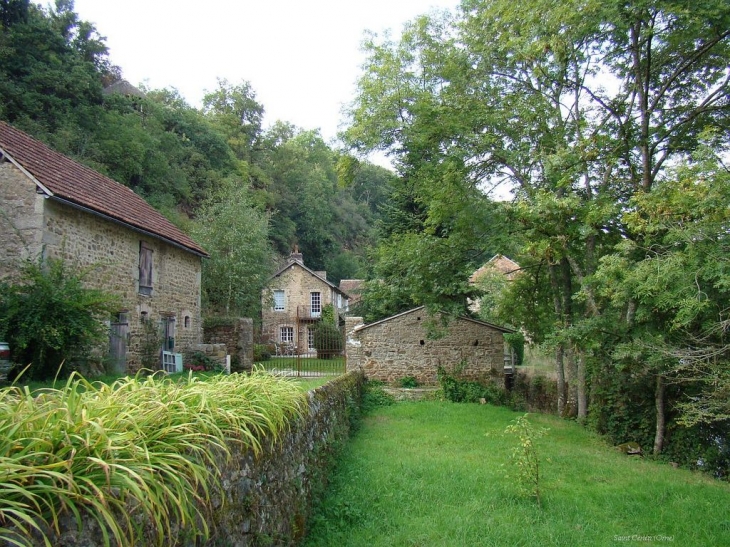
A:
345;307;513;385
261;250;350;355
0;121;208;373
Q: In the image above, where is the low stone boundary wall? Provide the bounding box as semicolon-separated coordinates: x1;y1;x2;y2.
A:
19;371;364;547
203;318;255;372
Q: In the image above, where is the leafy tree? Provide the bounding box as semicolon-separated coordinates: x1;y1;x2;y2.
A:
0;256;119;380
202;78;264;164
191;179;275;318
346;0;730;457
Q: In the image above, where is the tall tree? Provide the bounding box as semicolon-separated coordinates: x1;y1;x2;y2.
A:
346;0;730;454
191;178;275;318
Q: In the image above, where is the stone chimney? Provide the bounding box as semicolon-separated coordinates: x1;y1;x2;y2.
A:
289;244;303;264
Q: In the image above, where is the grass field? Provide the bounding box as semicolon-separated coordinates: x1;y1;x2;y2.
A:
260;356;346;377
303;401;730;547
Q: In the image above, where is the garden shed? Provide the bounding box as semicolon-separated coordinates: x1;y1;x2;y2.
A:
345;307;514;385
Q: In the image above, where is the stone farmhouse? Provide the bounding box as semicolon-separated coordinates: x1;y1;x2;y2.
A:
261;250;350;355
345;307;514;386
0;121;208;373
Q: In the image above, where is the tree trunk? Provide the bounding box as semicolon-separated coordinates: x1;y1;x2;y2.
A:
654;375;665;455
577;352;587;422
556;344;567;416
566;346;578;418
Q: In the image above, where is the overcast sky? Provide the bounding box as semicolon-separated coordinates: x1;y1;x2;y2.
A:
73;0;460;145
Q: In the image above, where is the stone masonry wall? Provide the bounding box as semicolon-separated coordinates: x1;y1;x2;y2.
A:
18;372;365;547
42;199;203;372
262;265;338;353
0;162;44;280
203;318;255;372
346;309;506;386
0;161;203;373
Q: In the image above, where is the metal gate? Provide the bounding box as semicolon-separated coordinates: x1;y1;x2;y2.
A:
263;306;346;377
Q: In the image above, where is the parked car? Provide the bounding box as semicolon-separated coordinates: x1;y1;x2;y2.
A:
0;341;10;381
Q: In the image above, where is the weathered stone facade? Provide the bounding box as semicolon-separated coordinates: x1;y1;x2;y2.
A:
261;253;348;354
0;157;203;373
346;307;512;385
203;318;254;372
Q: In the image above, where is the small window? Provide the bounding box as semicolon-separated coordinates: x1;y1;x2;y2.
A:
273;290;286;311
280;326;294;343
139;242;153;296
311;291;321;317
184;316;191;328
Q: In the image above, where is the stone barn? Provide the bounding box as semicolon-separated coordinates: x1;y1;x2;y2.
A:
345;307;513;385
0;121;208;373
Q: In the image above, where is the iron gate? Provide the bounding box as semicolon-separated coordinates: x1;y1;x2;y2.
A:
263;306;346;377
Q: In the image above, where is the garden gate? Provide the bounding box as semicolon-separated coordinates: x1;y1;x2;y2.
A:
263;305;346;377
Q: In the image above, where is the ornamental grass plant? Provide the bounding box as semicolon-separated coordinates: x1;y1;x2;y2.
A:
0;370;306;547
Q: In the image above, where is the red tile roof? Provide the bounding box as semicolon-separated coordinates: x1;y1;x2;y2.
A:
0;121;207;257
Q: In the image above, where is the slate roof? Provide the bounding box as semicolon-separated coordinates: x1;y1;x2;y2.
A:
0;121;207;257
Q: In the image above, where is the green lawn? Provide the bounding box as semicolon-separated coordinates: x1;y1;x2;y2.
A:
304;401;730;547
259;356;346;377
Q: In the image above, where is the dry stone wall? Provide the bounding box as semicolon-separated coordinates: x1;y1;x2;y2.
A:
346;309;507;386
203;318;255;372
17;372;364;547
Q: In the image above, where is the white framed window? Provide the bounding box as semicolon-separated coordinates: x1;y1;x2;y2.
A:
273;289;285;311
280;326;294;343
311;291;321;317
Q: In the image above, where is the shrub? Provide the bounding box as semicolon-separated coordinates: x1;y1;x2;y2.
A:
504;414;549;506
398;376;419;388
437;366;508;405
254;343;272;361
0;257;119;381
184;350;221;372
313;322;343;358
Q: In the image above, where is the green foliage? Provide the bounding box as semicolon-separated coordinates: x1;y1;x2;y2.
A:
191;179;275;317
0;256;119;381
183;350;221;373
254;343;273;362
397;376;419;389
312;322;343;358
0;371;306;546
504;414;549;506
437;366;508;405
360;380;395;413
320;303;336;325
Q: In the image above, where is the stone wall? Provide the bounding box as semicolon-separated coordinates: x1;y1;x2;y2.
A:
18;372;365;547
346;309;508;386
0;161;203;373
203;318;255;372
0;161;44;280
